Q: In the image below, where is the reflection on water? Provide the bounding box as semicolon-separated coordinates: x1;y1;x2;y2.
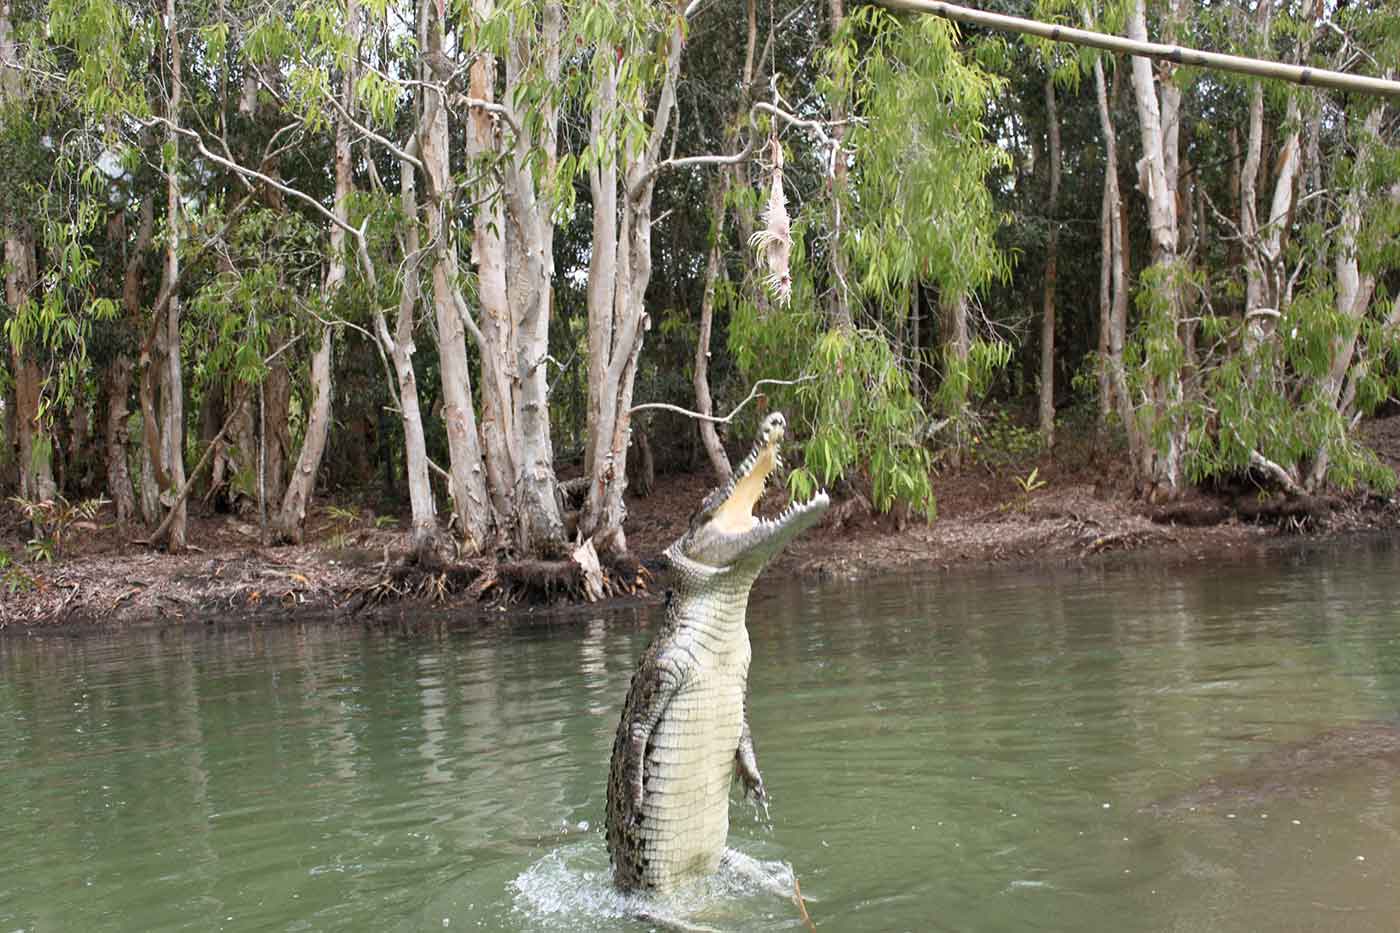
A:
1;536;1399;931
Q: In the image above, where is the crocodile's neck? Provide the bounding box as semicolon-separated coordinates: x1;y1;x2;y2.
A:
664;546;759;645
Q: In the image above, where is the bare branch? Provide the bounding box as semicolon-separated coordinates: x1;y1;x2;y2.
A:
143;116;358;239
630;376;817;424
321;84;423;170
752;101;855;135
450;93;523;139
659;139;757;174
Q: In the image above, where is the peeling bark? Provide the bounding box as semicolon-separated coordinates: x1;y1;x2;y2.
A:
1308;112;1391;490
425;0;507;555
1127;0;1185;500
150;0;189;551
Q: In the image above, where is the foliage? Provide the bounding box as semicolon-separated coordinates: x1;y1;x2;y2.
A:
5;0;1400;562
729;7;1012;519
8;495;109;561
969;409;1044;468
0;551;36;595
837;7;1010;304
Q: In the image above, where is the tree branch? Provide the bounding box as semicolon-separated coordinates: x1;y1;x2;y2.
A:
630;376;817;424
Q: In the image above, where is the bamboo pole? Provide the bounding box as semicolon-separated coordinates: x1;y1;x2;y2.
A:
877;0;1400;101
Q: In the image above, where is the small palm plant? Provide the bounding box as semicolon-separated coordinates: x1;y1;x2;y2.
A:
1010;467;1047;512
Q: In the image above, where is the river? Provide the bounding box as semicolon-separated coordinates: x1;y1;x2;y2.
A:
3;537;1399;931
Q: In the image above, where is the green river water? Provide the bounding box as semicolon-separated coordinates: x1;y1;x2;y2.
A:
3;537;1400;932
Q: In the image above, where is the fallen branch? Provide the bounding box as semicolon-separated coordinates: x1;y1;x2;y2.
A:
793;874;817;931
1248;450;1306;498
144;387;249;550
878;0;1400;100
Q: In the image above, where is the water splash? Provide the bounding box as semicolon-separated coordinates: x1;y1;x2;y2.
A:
511;840;804;932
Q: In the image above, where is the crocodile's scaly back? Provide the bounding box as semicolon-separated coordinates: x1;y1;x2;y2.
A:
605;413;828;893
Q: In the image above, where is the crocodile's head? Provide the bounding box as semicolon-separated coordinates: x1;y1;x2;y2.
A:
667;412;829;579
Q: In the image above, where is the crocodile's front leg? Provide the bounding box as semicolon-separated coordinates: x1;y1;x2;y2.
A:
734;715;766;802
622;656;687;811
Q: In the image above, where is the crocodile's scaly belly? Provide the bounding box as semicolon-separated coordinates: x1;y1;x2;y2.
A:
636;666;746;888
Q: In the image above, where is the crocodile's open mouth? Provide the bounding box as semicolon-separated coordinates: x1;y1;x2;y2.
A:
672;411;830;574
708;413;828;538
712;428;782;534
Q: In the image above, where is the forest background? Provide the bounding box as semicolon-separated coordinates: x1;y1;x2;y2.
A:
1;0;1398;598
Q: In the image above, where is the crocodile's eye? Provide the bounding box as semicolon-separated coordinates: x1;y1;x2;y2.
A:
688;486;727;532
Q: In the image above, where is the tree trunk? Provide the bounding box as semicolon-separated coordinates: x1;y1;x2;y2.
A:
503;0;566;557
694;179;733;482
2;0;55;503
1088;45;1140;468
383;144;437;561
1096;172;1112;425
198;379;225;501
627;423;654;497
272;0;358;544
274;327;333;544
471;115;519;541
104;355;137;527
262;356;291;508
826;0;854;330
150;0;189;550
1239;8;1267;315
579;15;684;555
3;239;54;502
106;192;154;526
8;345;53;502
1038;74;1061;445
690;0;758;484
226;385;257;515
1;379;14;494
428;0;499;554
1308;112;1390;489
1127;0;1185;500
138;407;161;525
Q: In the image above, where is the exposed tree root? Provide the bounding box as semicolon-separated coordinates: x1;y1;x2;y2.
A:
1233;494;1339;527
1148;493;1339;531
347;545;655;614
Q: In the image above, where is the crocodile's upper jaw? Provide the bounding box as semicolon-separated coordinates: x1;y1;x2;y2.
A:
669;412;830;577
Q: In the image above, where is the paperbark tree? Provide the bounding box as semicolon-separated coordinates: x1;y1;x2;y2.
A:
1307;104;1392;490
469;0;567;556
1090;52;1140;464
105;194;154;528
380;144;437;560
692;0;763;483
271;0;359;545
578;4;686;555
1038;73;1061;444
1126;0;1186;500
1238;0;1307;324
148;0;189;550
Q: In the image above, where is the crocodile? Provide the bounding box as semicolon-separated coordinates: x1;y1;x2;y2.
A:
606;411;829;893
